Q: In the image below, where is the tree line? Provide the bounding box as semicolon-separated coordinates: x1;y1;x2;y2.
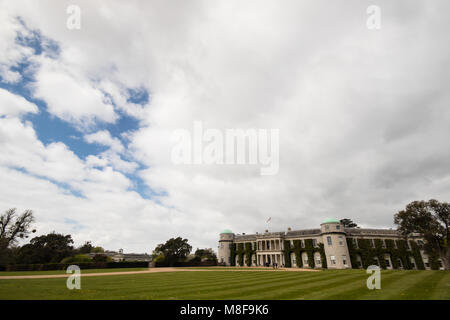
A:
0;209;107;268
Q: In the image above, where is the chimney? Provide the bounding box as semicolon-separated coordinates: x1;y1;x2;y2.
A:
242;233;245;235
288;227;292;231
265;229;269;233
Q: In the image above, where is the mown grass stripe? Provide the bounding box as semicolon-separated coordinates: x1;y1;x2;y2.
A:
211;271;358;300
150;272;322;299
387;271;448;300
248;271;372;300
313;270;408;300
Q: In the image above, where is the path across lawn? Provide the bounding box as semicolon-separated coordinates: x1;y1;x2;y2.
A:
0;266;318;279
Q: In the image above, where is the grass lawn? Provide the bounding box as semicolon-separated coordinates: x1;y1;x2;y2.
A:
0;269;449;300
0;268;148;276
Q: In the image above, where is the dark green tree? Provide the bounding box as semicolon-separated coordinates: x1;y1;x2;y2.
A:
77;241;93;254
394;199;449;270
16;232;74;264
340;218;358;228
153;237;192;266
194;248;217;262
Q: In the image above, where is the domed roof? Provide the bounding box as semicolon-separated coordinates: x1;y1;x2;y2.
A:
221;229;233;234
321;218;340;224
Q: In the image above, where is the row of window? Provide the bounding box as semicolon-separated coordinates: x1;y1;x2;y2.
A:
349;238;425;250
326;236;345;246
329;255;347;266
289;239;318;248
291;254;322;266
324;224;340;231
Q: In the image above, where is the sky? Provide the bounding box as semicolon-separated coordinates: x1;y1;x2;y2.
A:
0;0;449;254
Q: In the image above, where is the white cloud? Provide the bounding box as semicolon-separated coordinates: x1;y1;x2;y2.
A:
0;88;38;117
31;56;118;129
84;130;123;153
0;0;449;254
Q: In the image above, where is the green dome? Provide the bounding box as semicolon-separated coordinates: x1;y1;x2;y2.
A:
221;229;233;234
321;218;340;224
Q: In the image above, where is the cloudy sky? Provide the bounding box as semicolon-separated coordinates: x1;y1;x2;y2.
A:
0;0;449;254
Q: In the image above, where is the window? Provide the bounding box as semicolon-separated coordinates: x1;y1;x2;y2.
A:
290;240;294;247
316;258;321;265
385;259;390;267
330;255;336;265
327;236;332;246
304;258;308;265
221;243;224;248
301;240;305;248
325;225;330;230
312;239;317;247
342;255;347;266
336;225;340;230
370;239;375;248
338;236;344;246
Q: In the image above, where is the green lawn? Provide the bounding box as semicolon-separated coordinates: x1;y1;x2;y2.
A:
0;267;148;276
0;269;449;300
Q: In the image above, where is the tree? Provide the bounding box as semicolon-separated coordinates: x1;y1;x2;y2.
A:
77;241;93;254
194;248;217;262
0;208;36;249
340;218;358;228
16;232;74;264
92;254;111;262
394;199;450;270
153;237;192;267
91;246;105;253
61;254;92;264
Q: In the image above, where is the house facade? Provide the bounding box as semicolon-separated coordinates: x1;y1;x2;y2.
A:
218;219;444;270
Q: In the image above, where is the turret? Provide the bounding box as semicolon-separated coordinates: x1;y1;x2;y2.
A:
320;219;351;269
218;229;234;265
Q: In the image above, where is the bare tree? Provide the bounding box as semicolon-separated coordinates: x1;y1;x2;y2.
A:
0;208;36;249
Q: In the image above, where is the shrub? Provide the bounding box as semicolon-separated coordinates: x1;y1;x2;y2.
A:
60;254;92;264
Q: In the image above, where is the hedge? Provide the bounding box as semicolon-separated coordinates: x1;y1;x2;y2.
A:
154;260;217;268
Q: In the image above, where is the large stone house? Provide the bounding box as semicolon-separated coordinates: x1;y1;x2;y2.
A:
218;219;445;270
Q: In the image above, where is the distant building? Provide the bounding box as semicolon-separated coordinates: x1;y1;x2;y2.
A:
218;219;445;270
88;249;152;262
